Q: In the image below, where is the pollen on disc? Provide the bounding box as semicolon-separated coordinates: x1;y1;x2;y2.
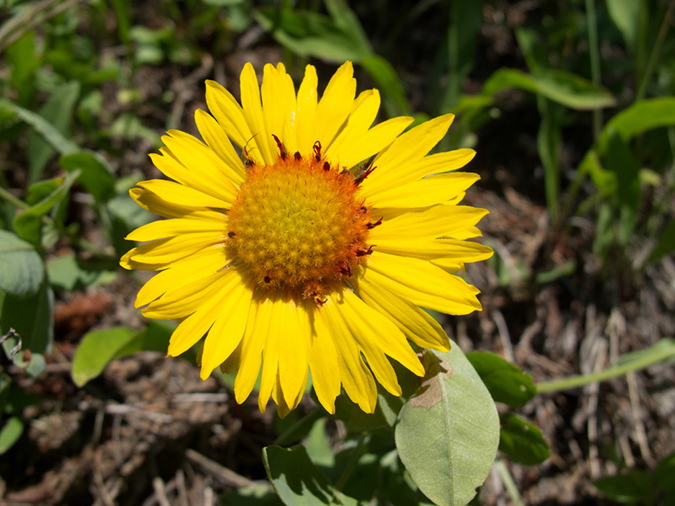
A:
227;149;376;301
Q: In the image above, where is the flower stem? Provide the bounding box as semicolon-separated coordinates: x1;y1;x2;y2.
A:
0;185;29;211
495;460;524;506
536;339;675;393
335;433;367;492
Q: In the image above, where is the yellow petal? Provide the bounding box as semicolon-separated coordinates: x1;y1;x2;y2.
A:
338;116;413;171
364;252;482;315
262;63;296;148
200;270;253;379
277;300;310;410
143;268;232;319
135;245;229;308
123;231;224;267
150;148;237;206
325;89;380;167
335;288;424;384
129;186;213;219
234;296;273;404
372;172;480;208
362;114;455;197
194;109;246;184
319;299;377;413
137;177;231;210
372;235;494;262
314;61;356;152
355;276;450;351
205;79;251;151
240;62;275;165
372;205;489;241
295;64;318;156
308;308;341;414
125;212;225;242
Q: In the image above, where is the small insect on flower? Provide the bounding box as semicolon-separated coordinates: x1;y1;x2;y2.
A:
120;61;492;417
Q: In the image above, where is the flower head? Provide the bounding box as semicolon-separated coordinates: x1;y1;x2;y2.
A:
121;61;492;417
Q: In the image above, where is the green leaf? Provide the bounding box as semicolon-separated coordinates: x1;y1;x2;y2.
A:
466;351;536;407
47;254;117;291
6;30;38;106
482;68;616;110
59;152;116;203
1;282;54;355
71;322;172;387
11;100;79;159
263;445;358;506
599;97;675;152
360;55;410;116
254;8;370;63
606;0;639;51
593;469;654;503
0;230;44;297
395;344;500;506
13;170;79;246
0;416;24;455
25;81;81;183
498;413;550;465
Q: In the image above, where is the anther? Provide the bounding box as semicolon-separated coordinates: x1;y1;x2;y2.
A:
272;134;287;160
356;245;375;257
355;164;376;186
264;275;272;283
294;152;302;161
243;133;259;168
228;231;236;238
366;218;383;229
313;141;322;161
323;161;330;171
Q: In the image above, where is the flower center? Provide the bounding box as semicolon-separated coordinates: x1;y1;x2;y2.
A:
227;142;379;304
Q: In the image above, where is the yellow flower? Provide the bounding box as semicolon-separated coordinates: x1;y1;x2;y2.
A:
121;61;492;417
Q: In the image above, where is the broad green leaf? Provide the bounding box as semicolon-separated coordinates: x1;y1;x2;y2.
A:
482;68;616;110
13;170;79;246
1;282;54;355
60;152;116;203
0;230;44;297
395;344;500;506
606;0;639;51
263;445;358;506
25;177;64;206
26;81;81;183
579;149;616;196
71;327;136;387
593;469;654;503
466;351;536;407
499;413;550;465
599;97;675;152
11;101;79;158
254;8;370;62
71;323;172;387
47;254;117;291
0;416;24;455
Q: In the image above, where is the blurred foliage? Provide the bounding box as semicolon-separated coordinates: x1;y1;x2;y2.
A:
0;0;674;503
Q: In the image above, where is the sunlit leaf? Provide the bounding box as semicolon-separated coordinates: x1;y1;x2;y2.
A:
606;0;640;51
599;97;675;151
395;344;499;506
